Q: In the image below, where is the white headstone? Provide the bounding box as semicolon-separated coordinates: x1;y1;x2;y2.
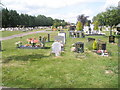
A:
58;32;66;44
52;41;63;56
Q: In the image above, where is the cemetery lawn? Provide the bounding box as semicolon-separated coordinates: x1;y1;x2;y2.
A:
0;29;45;37
1;31;118;88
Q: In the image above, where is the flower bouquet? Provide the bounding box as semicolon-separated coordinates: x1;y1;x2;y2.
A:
96;50;102;55
15;41;22;48
25;44;32;47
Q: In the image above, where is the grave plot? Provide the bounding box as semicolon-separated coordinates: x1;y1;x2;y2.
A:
86;38;109;56
15;34;51;49
69;31;85;38
51;31;66;56
72;42;84;53
70;41;86;59
85;30;106;36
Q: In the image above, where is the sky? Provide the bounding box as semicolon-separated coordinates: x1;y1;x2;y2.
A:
1;0;120;23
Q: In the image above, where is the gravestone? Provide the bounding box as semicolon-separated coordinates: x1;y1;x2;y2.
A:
76;32;80;38
89;27;91;34
69;26;76;31
69;31;73;37
81;32;85;38
42;37;47;47
109;35;115;43
52;41;63;56
88;38;95;42
97;42;106;50
76;31;81;38
58;32;66;44
58;32;66;39
55;36;65;44
39;36;42;42
75;42;84;53
48;34;50;42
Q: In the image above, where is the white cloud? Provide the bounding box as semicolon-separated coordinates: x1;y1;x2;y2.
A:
100;0;119;11
48;9;94;23
1;0;111;23
3;0;105;9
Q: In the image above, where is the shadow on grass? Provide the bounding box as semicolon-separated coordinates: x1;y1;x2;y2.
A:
3;54;50;63
46;41;54;43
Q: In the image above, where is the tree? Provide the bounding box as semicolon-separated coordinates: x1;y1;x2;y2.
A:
8;10;20;27
93;21;99;31
92;6;120;35
2;8;67;28
76;21;82;31
77;14;89;30
2;8;9;27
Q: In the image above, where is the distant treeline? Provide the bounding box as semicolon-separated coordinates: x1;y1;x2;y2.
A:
2;8;68;28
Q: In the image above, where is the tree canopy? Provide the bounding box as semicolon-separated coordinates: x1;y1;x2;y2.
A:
92;6;120;27
2;8;68;28
77;14;89;29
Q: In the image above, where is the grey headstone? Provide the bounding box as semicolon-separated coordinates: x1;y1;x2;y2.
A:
54;36;65;44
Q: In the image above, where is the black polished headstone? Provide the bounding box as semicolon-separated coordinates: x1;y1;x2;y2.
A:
75;42;84;53
97;42;106;50
109;35;115;43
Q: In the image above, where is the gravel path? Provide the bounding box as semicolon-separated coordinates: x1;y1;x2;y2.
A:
0;29;52;41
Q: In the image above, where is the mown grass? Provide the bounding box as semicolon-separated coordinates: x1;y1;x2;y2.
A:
0;29;45;37
1;31;118;88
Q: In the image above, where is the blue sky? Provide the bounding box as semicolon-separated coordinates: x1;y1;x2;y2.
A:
1;0;119;23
